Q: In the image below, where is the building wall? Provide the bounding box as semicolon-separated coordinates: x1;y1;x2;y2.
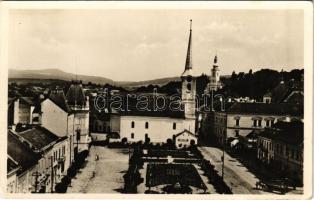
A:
119;116;195;143
226;114;302;139
41;99;69;138
273;141;303;181
7;173;18;193
17;166;37;193
175;132;197;149
257;136;274;164
18;102;31;124
73;111;90;152
110;115;121;133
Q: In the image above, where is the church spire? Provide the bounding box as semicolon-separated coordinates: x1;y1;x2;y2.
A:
184;19;193;71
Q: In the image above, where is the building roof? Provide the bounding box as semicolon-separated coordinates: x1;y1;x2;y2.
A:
117;95;186;119
66;83;86;106
8;131;40;174
264;80;303;104
49;91;72;113
7;156;20;175
19;97;36;106
174;129;196;138
17;126;61;151
226;102;303;116
259;121;304;146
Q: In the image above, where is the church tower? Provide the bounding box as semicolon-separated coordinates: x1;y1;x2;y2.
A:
207;55;222;92
181;20;196;119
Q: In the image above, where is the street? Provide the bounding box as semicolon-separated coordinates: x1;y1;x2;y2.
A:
199;146;265;194
67;145;129;193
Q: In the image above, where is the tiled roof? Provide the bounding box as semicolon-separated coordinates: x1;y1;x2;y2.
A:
8;131;40;174
259;121;303;146
49;91;72;113
7;157;19;174
226;102;303;116
266;80;303;103
107;93;186;118
18;126;60;151
174;129;196;137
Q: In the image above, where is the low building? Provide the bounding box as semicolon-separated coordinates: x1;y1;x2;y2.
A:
17;126;69;193
8;97;42;129
8;131;40;193
257;121;303;183
174;129;197;149
212;102;303;145
7;157;20;193
263;79;303;105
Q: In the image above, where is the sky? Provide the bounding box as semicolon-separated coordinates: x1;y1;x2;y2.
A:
9;9;304;82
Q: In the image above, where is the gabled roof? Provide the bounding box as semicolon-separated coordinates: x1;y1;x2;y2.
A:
8;131;40;174
17;126;61;151
265;80;304;103
49;91;72;113
226;102;303;116
174;129;196;138
7;156;20;175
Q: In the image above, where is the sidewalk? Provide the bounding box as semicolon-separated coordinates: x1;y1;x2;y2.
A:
199;146;265;194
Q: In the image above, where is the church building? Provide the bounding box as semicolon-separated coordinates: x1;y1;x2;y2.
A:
109;20;198;147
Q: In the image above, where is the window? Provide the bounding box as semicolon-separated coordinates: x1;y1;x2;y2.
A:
145;122;149;129
145;133;148;139
131;121;135;128
235;119;240;126
131;133;134;139
286;147;289;156
266;120;270;127
253;120;257;127
173;123;176;130
235;130;239;137
258;120;262;127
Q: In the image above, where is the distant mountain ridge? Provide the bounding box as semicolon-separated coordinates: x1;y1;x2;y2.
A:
8;68;183;87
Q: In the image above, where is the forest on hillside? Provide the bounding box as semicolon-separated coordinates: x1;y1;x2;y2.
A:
134;69;304;100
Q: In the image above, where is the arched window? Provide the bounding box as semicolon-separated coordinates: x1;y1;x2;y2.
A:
145;122;149;129
131;121;135;128
173;123;176;130
131;133;134;139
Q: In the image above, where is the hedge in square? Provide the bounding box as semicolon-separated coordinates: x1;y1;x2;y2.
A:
146;164;206;189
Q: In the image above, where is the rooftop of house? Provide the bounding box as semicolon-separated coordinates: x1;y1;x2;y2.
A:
17;126;63;152
226;102;303;116
264;80;303;103
259;121;304;146
7;156;20;175
49;90;72;113
8;131;40;174
116;95;186;119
